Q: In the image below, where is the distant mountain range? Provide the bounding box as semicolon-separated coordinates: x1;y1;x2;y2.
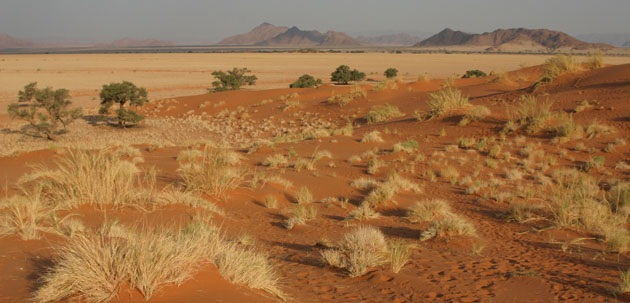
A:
577;33;630;47
0;25;620;50
218;23;361;47
95;38;174;48
0;34;173;49
415;28;613;51
355;33;423;46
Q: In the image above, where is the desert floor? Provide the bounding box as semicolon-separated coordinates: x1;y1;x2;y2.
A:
3;52;630;114
1;53;630;302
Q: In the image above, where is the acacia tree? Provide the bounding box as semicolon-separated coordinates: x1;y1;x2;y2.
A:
289;74;322;88
99;81;149;128
384;68;398;78
8;82;82;140
331;65;365;85
210;68;257;92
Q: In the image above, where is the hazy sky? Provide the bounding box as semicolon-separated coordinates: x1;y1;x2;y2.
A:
2;0;629;44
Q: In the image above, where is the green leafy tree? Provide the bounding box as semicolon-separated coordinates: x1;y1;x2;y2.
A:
7;82;82;140
331;65;365;85
99;81;149;128
384;68;398;78
289;74;322;88
210;68;257;92
462;70;487;78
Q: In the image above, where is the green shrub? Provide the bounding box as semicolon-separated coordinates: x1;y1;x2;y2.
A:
331;65;365;85
289;74;322;88
8;82;82;140
210;68;257;92
384;68;398;79
99;81;148;128
462;70;487;78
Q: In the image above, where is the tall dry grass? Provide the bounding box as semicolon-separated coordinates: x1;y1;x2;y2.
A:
35;221;286;303
177;145;247;197
18;149;156;209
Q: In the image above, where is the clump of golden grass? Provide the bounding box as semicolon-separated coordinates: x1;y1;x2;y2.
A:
406;199;452;223
295;186;313;204
284;204;317;229
552;113;584;140
392;140;419;153
617;269;630;294
156;187;223;215
35;222;285;303
547;171;630;250
419;215;477;241
346;203;381;221
585;51;604;70
262;154;289;168
374;78;400;91
0;187;60;240
177;145;247;197
320;226;389;277
504;95;555;134
18;149;156;209
264;195;278;208
422;86;470;120
459;105;491;126
366;104;403;124
585;119;615;139
328;85;367;106
388;239;415;273
503;201;539;223
539;54;581;84
363;172;422;207
439;166;460;184
367;157;385;175
361;130;384;143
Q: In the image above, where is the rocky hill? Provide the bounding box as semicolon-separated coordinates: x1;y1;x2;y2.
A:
218;23;361;47
0;34;38;49
217;23;289;45
416;28;613;51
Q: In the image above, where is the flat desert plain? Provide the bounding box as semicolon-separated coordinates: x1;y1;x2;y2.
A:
2;52;630;303
3;52;630;113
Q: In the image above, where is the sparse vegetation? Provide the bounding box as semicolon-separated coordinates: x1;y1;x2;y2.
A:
384;68;398;78
177;145;246;197
422;86;470;120
8;82;82;140
289;74;322;88
366;104;403;123
210;67;257;92
462;69;487;78
99;81;149;128
331;65;365;85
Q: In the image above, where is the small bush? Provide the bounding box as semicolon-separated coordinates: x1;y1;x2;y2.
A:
8;82;82;140
99;81;148;128
331;65;365;85
320;226;389;277
284;204;317;229
505;95;555;134
462;70;487;78
384;68;398;79
290;74;322;88
210;68;257;92
366;104;403;123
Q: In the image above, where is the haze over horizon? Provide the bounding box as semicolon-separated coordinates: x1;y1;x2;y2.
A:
2;0;629;44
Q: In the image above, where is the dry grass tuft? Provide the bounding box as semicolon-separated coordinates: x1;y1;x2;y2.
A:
177;146;247;197
0;187;60;240
388;239;415;273
505;95;555;134
18;149;156;209
320;226;389;277
422;86;470;120
459;106;491;126
406;199;452;223
366;104;403;124
34;222;285;302
420;215;477;241
361;131;384;143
